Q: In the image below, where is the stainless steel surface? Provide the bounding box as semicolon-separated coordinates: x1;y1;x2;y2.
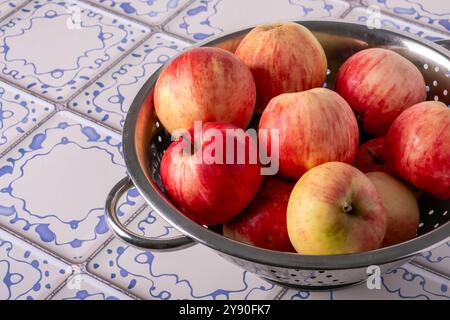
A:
107;21;450;289
105;176;195;251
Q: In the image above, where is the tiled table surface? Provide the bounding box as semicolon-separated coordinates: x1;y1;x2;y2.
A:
0;0;448;300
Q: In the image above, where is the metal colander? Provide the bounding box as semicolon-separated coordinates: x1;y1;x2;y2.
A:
105;21;450;290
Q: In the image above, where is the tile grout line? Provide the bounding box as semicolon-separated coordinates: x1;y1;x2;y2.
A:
0;108;59;160
409;260;450;281
341;1;450;38
0;0;33;25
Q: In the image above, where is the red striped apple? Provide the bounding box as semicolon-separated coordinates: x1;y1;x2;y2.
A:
335;48;426;136
223;177;295;252
354;137;387;173
160;122;262;226
154;47;256;133
366;172;419;247
258;88;359;180
235;22;327;110
385;101;450;199
287;162;387;255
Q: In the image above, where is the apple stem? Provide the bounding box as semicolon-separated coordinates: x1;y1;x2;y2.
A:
343;201;353;214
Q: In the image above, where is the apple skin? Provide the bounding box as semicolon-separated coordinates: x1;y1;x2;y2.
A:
354;137;387;173
385;101;450;200
223;177;295;252
154;47;256;133
335;48;426;136
258;88;359;180
287;162;387;255
235;22;327;110
366;172;419;247
160;122;262;225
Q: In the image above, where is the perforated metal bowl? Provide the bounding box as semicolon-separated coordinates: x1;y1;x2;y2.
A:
105;21;450;290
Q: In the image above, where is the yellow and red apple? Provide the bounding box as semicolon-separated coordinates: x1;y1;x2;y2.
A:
385;101;450;199
335;48;426;136
366;172;420;247
235;22;327;110
154;47;256;133
287;162;387;255
259;88;359;180
223;177;295;252
160;122;262;225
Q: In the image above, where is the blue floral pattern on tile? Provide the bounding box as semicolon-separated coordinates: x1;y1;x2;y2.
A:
0;228;69;300
51;273;132;300
282;264;450;300
344;7;447;41
0;0;26;20
0;82;54;155
361;0;450;34
87;207;281;300
414;241;450;277
87;0;190;25
164;0;350;41
0;111;143;262
0;0;149;102
69;33;189;131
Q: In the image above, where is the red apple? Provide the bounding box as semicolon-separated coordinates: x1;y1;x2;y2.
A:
287;162;387;255
354;137;387;173
160;122;262;225
385;101;450;199
366;172;419;247
154;47;256;133
235;22;327;110
335;48;426;136
223;177;295;252
258;88;359;180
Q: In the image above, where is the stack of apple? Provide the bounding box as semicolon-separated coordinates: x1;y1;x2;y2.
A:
154;22;450;255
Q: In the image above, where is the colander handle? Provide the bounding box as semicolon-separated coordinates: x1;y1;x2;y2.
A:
105;177;196;251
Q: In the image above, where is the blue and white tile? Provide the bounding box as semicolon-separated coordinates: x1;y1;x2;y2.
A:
0;111;144;263
88;207;282;300
344;7;448;42
414;240;450;277
164;0;350;42
69;33;189;131
87;0;191;26
282;264;450;300
360;0;450;34
0;0;149;102
0;0;26;20
51;273;132;300
0;228;69;300
0;81;55;155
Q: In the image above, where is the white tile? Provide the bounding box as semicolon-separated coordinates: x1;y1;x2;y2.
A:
69;32;190;131
281;264;450;300
87;206;282;300
51;272;132;300
0;228;69;300
344;7;448;42
0;0;26;20
0;81;55;154
87;0;191;25
164;0;350;41
0;111;144;263
0;0;150;102
361;0;450;35
414;240;450;277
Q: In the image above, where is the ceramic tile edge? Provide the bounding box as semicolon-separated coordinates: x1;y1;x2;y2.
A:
0;80;58;159
342;5;450;39
0;0;153;105
0;0;32;25
82;0;197;28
